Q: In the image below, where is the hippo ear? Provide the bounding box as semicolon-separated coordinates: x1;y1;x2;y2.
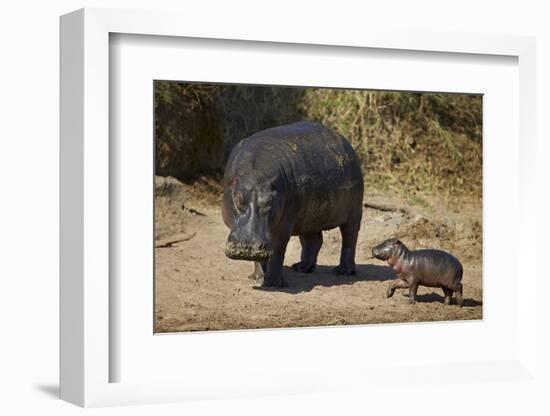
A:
231;177;238;190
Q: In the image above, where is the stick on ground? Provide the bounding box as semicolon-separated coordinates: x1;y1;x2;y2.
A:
155;232;197;248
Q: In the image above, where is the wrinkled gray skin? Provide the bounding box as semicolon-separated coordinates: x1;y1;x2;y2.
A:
372;238;463;306
222;121;364;287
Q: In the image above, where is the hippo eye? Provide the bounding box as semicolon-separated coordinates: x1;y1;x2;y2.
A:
234;192;246;211
258;193;274;212
260;195;272;207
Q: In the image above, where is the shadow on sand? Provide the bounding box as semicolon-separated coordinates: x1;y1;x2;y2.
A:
256;263;396;294
255;264;483;307
413;292;483;307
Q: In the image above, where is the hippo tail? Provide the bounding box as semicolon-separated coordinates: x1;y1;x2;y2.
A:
458;261;464;282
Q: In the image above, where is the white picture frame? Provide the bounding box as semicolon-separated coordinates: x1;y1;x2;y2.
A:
60;7;538;408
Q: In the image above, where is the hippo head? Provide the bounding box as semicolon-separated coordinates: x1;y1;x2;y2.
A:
372;238;404;260
224;173;282;261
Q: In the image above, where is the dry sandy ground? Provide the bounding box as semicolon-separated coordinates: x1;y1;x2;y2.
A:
154;176;482;332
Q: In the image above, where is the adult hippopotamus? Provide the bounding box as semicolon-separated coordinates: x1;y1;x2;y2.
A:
372;238;464;306
222;121;364;287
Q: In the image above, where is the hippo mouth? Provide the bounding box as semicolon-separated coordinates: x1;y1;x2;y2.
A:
372;246;390;260
224;241;273;261
371;251;386;260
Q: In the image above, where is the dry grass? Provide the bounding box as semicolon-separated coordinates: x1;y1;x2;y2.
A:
299;90;482;200
154;82;482;201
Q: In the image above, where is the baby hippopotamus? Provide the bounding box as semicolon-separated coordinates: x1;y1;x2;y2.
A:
372;238;463;306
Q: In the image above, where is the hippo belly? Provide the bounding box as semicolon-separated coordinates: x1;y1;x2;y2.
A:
292;185;361;235
222;121;364;287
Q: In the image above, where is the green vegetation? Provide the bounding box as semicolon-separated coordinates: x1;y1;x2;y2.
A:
155;81;482;199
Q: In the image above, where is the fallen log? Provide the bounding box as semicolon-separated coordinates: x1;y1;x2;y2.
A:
363;201;411;215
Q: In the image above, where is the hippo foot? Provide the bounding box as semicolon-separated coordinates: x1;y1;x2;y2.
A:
333;263;356;276
386;286;395;298
292;261;316;273
255;276;288;289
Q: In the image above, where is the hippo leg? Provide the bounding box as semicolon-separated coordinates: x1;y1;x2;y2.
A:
408;281;419;304
259;237;290;288
292;232;323;273
455;283;463;307
262;250;287;287
333;223;360;276
248;261;267;281
387;278;409;298
442;287;453;305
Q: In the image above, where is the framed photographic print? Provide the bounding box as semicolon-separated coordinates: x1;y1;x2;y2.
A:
60;7;539;408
